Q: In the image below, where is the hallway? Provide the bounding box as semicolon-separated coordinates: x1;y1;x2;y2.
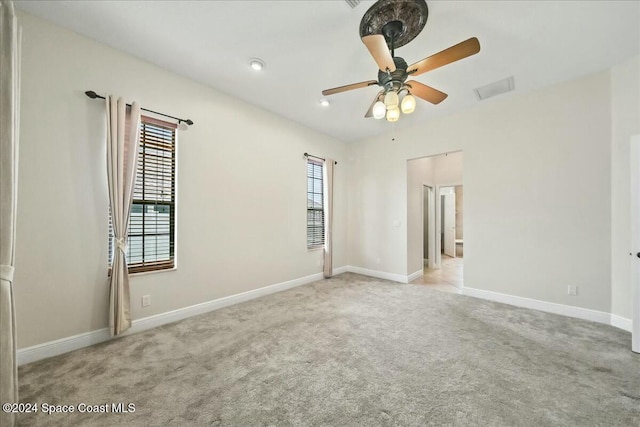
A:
410;256;463;294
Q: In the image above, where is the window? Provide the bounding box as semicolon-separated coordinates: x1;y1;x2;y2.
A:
307;159;324;248
109;116;176;273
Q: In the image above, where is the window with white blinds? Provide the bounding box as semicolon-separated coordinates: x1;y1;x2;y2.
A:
109;116;176;273
307;159;324;248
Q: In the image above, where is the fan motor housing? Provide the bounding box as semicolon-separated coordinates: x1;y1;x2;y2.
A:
378;57;408;90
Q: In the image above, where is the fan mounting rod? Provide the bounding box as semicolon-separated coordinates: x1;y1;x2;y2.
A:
382;20;403;57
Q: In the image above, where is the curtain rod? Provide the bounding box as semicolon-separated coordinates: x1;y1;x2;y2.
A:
85;91;194;126
304;153;337;165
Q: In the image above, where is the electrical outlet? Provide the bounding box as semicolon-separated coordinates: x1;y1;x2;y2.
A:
567;285;578;296
142;295;151;307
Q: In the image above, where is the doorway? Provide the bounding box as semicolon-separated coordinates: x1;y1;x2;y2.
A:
407;151;464;292
440;186;457;258
439;185;464;260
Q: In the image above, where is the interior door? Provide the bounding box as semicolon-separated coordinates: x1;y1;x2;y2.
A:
631;134;640;353
443;192;456;258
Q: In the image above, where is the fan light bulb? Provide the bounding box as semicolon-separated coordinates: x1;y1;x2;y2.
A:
384;90;399;108
372;101;386;120
386;106;400;122
401;94;416;114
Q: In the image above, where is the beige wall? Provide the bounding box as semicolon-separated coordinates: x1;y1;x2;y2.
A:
349;70;612;312
14;13;348;348
433;153;464;187
610;56;640;319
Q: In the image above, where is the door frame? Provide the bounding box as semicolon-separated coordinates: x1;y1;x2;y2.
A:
434;182;463;268
631;134;640;353
441;188;457;258
422;185;436;269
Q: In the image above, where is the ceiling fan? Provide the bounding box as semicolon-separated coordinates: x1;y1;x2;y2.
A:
322;0;480;122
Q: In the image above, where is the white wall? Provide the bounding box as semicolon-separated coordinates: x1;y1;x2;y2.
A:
611;56;640;319
349;70;612;312
406;152;463;274
14;12;348;348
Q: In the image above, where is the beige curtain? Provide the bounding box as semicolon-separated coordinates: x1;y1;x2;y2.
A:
323;159;334;278
106;96;140;336
0;1;20;426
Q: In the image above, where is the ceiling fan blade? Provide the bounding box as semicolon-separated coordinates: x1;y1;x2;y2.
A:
362;34;396;72
322;80;378;96
406;81;448;104
365;90;385;118
407;37;480;76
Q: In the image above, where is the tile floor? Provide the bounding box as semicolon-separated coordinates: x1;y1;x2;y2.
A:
409;255;463;294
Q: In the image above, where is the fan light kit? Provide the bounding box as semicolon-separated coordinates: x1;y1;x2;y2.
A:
321;0;481;123
319;98;330;107
249;58;265;71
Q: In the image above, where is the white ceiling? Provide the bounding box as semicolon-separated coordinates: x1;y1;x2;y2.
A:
16;0;640;142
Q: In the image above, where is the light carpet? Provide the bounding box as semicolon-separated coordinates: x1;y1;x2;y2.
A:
17;273;640;426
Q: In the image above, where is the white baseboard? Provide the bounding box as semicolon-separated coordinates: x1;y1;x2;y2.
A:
332;266;350;275
463;287;632;331
610;314;633;332
344;266;422;284
346;266;409;283
407;269;423;283
17;328;112;366
17;269;338;366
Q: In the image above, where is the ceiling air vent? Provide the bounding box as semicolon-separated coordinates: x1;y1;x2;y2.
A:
474;76;515;101
345;0;361;8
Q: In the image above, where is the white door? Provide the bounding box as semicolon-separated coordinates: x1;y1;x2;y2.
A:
631;135;640;353
443;193;456;258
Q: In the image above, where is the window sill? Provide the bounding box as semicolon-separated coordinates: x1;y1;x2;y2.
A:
108;266;177;278
130;267;177;277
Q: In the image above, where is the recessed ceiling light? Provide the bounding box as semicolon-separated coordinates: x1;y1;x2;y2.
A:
249;58;265;71
319;98;330;107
